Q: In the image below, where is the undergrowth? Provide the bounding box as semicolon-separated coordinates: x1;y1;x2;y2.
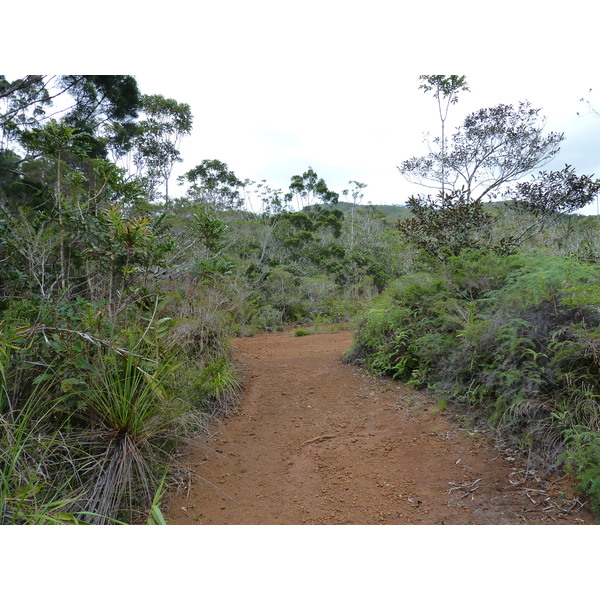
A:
347;249;600;519
0;291;241;525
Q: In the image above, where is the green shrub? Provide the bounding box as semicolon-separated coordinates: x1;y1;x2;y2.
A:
294;328;311;337
255;305;284;330
562;427;600;518
188;355;240;415
350;250;600;482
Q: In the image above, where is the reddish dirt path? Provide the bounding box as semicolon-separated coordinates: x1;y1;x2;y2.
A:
166;330;594;524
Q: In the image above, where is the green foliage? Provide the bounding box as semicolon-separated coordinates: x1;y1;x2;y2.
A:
418;75;470;102
2;75;141;158
349;250;600;483
397;190;497;261
20;118;92;162
562;428;600;518
294;328;312;337
286;166;339;209
1;75;52;135
58;75;141;158
189;206;227;254
179;159;244;210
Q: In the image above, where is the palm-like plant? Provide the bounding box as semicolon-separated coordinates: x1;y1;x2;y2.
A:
75;350;183;523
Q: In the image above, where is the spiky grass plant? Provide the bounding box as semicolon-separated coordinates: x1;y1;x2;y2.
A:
74;349;186;524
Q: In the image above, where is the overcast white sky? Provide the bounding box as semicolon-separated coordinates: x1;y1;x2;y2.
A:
134;69;600;213
8;1;600;214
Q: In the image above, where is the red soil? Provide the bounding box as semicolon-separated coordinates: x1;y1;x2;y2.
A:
165;329;594;525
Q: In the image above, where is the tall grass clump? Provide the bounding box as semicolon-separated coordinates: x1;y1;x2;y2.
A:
182;355;241;417
0;390;91;524
70;348;187;524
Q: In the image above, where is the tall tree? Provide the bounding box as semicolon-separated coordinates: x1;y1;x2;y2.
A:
133;94;193;206
397;98;565;261
20;119;91;291
400;101;564;202
1;76;57;143
58;75;141;158
286;166;339;210
1;75;142;157
179;159;245;210
341;180;367;250
417;75;470;196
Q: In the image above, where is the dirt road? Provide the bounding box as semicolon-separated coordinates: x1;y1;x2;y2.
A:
166;329;594;524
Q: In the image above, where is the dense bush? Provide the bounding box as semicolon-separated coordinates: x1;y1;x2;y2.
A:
347;249;600;514
0;290;241;524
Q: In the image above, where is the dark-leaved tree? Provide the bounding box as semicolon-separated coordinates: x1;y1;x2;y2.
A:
506;164;600;249
59;75;141;158
398;86;566;261
397;189;494;261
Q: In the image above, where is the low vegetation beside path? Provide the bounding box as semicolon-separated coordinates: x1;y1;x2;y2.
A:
346;250;600;518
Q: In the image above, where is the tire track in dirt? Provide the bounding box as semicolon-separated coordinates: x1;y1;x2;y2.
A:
166;330;594;524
